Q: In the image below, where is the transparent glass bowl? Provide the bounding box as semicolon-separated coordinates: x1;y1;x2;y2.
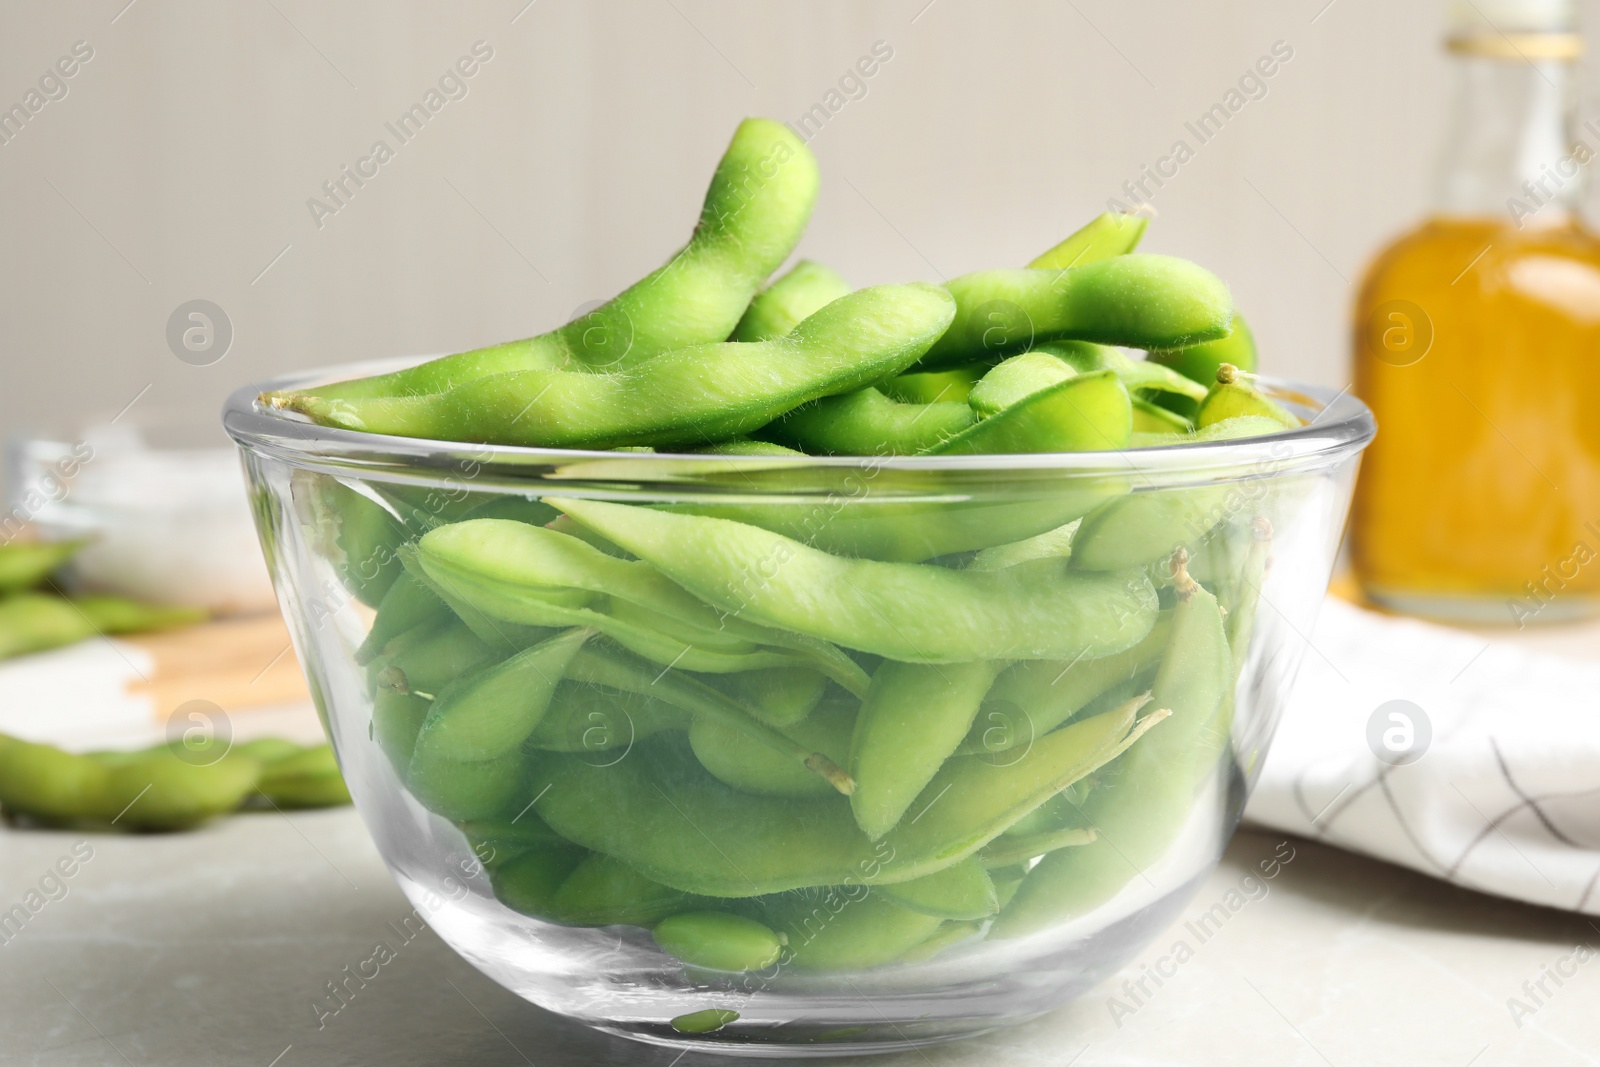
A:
224;362;1373;1058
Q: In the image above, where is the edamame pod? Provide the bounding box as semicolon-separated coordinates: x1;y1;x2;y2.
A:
766;388;975;455
0;540;83;593
0;735;112;822
1132;398;1191;436
977;826;1096;868
491;844;590;919
1195;363;1300;430
877;857;998;920
411;628;590;763
1035;340;1206;406
653;911;784;972
917;255;1233;368
407;747;525;822
529;699;1148;896
310;118;820;398
525;682;692;752
965;352;1076;418
0;594;202;661
373;615;500;697
1149;312;1258;393
356;573;446;664
899;919;984;963
1028;212;1148;270
372;686;431;773
926;371;1131;455
849;660;1001;839
256;744;352;808
547;854;700;926
879;364;986;405
106;749;263;831
551;498;1159;663
690;694;854;798
708;666;826;728
275;285;958;450
733;260;851;342
758;890;941;970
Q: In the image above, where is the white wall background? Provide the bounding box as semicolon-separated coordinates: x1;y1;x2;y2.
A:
0;0;1594;457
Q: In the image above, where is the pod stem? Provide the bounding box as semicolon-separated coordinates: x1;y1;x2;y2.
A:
806;753;857;795
1170;547;1200;602
1215;362;1241;385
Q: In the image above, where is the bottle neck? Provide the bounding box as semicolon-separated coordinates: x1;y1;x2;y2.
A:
1433;51;1580;226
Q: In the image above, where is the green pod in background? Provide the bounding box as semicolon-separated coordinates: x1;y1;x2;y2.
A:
758;890;942;971
1028;212;1149;270
0;540;84;593
407;745;526;822
547;854;700;927
255;744;351;809
690;692;855;798
653;911;784;972
734;260;852;342
0;595;99;660
106;750;264;831
1132;398;1192;436
877;857;998;920
0;735;113;822
849;659;1001;839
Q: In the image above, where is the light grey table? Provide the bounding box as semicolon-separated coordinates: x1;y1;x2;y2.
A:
2;812;1597;1067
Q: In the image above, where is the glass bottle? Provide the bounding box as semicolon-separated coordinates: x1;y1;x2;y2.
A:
1350;0;1600;625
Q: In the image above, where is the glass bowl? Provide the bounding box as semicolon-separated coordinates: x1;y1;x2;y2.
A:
223;360;1373;1058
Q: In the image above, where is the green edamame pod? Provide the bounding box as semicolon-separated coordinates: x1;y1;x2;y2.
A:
900;920;984;963
373;615;501;698
966;519;1080;572
459;812;569;869
372;686;431;774
73;597;205;635
106;749;263;831
765;388;975;456
234;737;304;764
0;540;83;593
977;826;1096;868
849;659;1001;839
917;255;1233;369
994;556;1229;936
759;890;941;970
490;843;590;919
310;118;820;399
551;498;1159;664
965;352;1076;418
671;1009;741;1035
1132;398;1191;436
1195;363;1300;430
733;260;852;342
1028;212;1148;270
0;594;202;661
686;439;806;457
566;643;855;793
547;854;699;926
690;694;854;798
526;682;692;752
410;628;590;763
407;746;525;822
926;371;1131;455
707;666;825;728
275;285;957;450
256;744;351;809
0;735;112;822
958;613;1172;757
1149;312;1258;395
879;364;986;405
653;911;784;972
877;857;998;920
529;699;1149;896
356;573;447;664
1035;340;1206;406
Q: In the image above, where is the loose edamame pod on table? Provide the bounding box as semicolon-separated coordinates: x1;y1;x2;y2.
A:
0;540;84;593
305;118;820;399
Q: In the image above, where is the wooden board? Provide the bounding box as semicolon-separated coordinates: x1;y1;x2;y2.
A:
121;613;310;720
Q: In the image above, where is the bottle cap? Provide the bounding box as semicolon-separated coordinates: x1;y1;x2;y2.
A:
1447;0;1581;58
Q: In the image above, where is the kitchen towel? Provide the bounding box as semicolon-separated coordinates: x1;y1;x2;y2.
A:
1244;596;1600;915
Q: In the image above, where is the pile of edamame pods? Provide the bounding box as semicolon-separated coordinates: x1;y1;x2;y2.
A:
271;117;1303;976
0;734;350;831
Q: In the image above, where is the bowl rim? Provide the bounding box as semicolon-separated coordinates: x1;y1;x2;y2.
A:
223;356;1375;487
